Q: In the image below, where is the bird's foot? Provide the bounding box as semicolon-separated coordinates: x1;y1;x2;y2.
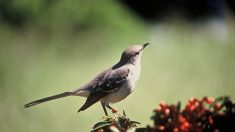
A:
111;108;118;114
109;108;118;119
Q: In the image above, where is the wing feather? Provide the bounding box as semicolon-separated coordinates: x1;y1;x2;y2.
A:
78;68;129;112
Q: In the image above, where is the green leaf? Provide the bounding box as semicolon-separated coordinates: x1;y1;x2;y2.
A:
91;120;113;131
123;110;126;117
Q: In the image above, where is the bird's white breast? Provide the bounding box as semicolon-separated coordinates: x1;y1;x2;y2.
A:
103;64;141;104
127;64;141;91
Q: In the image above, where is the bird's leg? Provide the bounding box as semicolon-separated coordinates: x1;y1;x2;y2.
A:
106;105;118;114
101;103;108;116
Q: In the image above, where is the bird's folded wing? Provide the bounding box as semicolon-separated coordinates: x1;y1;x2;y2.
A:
78;67;129;112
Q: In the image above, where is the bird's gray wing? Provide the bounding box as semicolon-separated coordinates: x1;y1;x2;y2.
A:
78;67;129;112
72;69;111;94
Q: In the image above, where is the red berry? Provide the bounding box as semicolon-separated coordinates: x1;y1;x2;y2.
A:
173;128;179;132
189;105;196;111
214;103;221;110
195;101;199;107
179;115;186;122
203;97;214;104
209;116;213;124
160;101;167;108
189;97;196;103
156;106;162;112
158;125;165;131
183;122;189;128
165;108;170;115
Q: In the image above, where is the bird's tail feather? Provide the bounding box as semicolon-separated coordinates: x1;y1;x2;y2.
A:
24;92;73;108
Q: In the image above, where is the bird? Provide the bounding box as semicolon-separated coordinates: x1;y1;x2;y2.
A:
24;43;149;116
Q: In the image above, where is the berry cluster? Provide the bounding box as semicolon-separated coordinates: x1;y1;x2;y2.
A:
137;96;235;132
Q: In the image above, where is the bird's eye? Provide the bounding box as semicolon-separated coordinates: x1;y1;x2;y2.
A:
134;52;139;55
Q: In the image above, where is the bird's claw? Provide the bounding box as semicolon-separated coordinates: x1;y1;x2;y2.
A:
111;108;118;114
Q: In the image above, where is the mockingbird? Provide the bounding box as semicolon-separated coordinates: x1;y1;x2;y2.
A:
24;43;149;116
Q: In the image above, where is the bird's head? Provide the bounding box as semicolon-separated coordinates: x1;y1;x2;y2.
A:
119;43;149;66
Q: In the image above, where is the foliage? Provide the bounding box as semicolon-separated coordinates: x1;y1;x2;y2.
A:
136;96;235;132
91;111;140;132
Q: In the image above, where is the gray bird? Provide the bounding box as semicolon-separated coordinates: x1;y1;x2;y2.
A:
24;43;149;116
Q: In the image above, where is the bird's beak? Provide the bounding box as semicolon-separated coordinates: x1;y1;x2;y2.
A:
143;43;150;49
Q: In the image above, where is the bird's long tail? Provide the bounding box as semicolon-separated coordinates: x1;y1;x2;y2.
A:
24;92;73;108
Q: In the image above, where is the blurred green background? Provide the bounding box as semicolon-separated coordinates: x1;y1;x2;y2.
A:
0;0;235;131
